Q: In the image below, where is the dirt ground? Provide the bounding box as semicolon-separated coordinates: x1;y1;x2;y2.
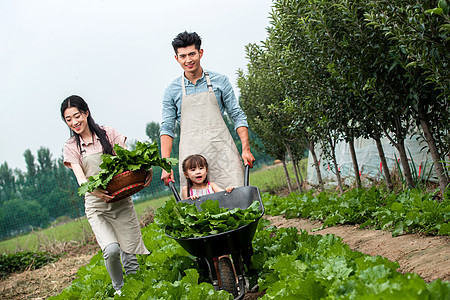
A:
0;215;448;299
0;243;99;300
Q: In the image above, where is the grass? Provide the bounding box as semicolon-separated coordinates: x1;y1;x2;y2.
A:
0;161;302;254
250;160;307;193
134;195;171;216
0;219;92;254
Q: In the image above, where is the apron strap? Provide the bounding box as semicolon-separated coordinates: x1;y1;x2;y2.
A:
181;75;187;97
80;141;87;157
181;70;214;96
204;71;214;91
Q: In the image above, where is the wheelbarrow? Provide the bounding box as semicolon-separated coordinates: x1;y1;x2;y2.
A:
167;165;264;299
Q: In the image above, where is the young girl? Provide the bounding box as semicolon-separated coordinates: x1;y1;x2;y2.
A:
61;95;151;296
181;154;234;199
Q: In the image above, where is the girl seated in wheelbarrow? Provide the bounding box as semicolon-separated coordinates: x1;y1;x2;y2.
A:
181;154;240;290
182;154;235;200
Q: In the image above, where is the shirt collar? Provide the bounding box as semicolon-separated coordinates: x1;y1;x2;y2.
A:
80;133;99;146
184;70;206;85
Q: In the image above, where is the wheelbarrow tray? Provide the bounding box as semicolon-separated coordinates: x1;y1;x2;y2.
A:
166;185;264;258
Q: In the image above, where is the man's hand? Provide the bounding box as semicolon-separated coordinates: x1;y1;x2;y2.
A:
161;169;174;186
160;135;175;186
236;126;255;168
242;149;255;168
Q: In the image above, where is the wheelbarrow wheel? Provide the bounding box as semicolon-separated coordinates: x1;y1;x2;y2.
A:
218;257;238;297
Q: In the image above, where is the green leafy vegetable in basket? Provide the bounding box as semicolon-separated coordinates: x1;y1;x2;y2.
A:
78;141;177;196
154;199;261;238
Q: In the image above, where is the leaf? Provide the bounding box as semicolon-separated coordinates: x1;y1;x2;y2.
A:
392;221;404;237
425;8;443;15
438;222;450;235
405;61;418;68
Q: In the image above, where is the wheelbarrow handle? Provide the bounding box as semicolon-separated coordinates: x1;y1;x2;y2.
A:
168;179;182;202
244;164;250;187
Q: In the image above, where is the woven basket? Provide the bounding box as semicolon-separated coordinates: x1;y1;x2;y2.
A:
105;169;151;203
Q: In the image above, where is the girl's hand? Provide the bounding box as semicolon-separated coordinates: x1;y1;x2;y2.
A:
188;195;200;200
90;189;115;202
226;186;234;193
144;169;153;187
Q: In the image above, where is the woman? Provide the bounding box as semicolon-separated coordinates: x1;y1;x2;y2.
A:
61;95;150;296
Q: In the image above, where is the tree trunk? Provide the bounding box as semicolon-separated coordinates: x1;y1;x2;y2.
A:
328;137;344;194
418;111;449;194
308;140;324;190
285;143;302;194
396;141;415;188
347;136;362;189
374;136;393;191
295;160;304;191
281;156;292;194
384;131;416;188
292;157;303;194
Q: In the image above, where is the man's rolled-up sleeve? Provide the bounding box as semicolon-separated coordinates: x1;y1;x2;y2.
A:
160;87;177;137
221;76;248;130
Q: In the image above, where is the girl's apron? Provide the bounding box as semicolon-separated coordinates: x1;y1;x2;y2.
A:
178;71;244;190
82;151;149;254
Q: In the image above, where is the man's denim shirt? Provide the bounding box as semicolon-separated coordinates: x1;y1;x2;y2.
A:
160;69;248;138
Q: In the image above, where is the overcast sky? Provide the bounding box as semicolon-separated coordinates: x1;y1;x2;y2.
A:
0;0;273;172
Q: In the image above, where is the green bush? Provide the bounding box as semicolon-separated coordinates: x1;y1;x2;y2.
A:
0;251;61;277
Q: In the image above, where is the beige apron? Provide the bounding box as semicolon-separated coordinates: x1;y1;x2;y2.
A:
178;71;244;190
82;151;149;254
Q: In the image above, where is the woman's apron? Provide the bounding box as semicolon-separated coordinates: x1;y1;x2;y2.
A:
82;151;149;254
178;71;244;190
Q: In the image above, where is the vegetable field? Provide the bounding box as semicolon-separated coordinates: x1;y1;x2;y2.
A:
6;188;441;300
0;186;448;299
47;207;449;299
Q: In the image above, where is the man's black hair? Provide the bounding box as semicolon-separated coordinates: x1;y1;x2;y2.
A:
172;31;202;54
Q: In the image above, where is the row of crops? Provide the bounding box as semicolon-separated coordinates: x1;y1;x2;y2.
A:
264;187;450;236
48;189;449;299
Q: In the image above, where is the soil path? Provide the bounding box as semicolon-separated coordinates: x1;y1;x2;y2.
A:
1;217;448;299
266;215;450;282
0;243;98;300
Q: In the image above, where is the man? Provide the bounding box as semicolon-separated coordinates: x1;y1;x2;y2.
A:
160;31;255;189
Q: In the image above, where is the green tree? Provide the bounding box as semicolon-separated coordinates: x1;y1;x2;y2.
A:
366;0;449;193
273;0;426;189
37;147;53;172
0;162;16;203
0;198;50;240
23;149;36;178
238;43;304;193
145;121;160;143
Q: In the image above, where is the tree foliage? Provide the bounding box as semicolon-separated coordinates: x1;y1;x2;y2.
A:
238;0;449;192
0;149;83;240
